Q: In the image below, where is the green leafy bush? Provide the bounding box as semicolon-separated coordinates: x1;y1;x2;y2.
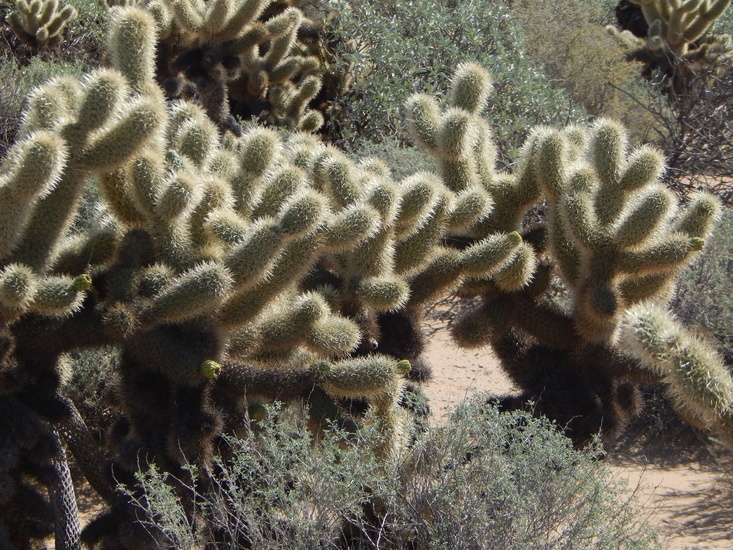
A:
123;399;659;549
511;0;655;142
325;0;585;161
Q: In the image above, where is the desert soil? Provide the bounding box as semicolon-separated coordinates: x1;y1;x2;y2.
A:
421;303;733;550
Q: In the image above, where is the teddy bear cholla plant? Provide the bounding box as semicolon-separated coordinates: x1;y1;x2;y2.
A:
404;62;721;445
0;7;410;548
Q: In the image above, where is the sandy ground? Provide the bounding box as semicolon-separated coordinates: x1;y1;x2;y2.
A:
420;305;733;550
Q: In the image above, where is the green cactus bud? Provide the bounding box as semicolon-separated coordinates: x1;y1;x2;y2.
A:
323;205;381;251
72;273;93;292
109;6;158;94
200;360;221;379
460;232;522;277
448;62;492;114
613;186;675;249
313;354;404;399
405;94;441;153
79;98;163;172
31;274;86;316
0;132;67;259
305;316;361;356
278;190;326;236
140;261;234;324
354;275;410;311
0;263;37;309
438;109;477;161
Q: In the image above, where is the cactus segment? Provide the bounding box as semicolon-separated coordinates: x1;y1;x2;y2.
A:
0;264;37;309
0;132;67;260
460;232;523;277
312;354;408;399
108;7;158;94
354;275;410;311
323;205;381;251
305;316;361;356
448;62;492;114
140;261;234;324
30;274;87;316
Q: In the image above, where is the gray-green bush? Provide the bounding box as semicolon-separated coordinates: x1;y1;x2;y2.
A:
124;399;659;549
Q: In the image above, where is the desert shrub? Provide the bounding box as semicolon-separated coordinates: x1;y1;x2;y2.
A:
324;0;585;162
671;209;733;364
510;0;657;144
124;399;659;549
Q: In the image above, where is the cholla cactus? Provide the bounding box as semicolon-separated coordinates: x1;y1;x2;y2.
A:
102;0;330;134
6;0;77;51
405;62;720;445
608;0;732;91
